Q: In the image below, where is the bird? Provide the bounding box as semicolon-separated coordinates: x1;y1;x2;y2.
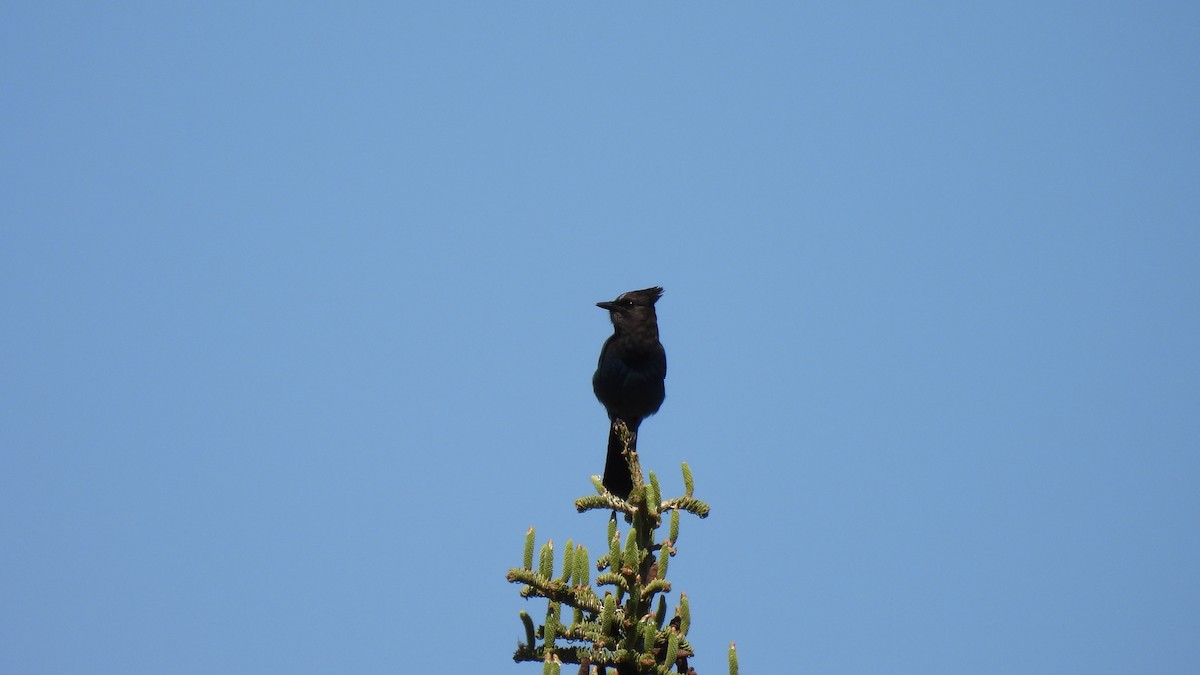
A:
592;286;667;499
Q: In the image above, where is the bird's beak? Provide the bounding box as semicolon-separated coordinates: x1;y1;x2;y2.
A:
596;301;617;311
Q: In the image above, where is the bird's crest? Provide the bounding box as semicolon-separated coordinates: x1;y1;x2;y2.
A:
617;286;664;306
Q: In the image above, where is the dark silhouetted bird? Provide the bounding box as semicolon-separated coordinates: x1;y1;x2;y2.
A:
593;286;667;499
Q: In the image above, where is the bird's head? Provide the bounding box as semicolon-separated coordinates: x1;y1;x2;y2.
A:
597;286;664;332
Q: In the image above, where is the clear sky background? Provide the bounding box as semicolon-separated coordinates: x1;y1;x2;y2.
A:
3;3;1198;674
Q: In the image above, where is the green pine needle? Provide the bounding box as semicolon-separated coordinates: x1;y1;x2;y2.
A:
539;541;554;579
523;527;536;570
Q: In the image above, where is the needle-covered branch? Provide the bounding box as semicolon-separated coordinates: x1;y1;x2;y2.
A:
508;433;723;673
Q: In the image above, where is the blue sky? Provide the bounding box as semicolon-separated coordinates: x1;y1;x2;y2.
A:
3;3;1198;673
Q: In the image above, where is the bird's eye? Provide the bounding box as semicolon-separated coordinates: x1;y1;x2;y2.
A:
623;300;635;307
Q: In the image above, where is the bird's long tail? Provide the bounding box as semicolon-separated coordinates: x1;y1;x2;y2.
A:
603;419;638;500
